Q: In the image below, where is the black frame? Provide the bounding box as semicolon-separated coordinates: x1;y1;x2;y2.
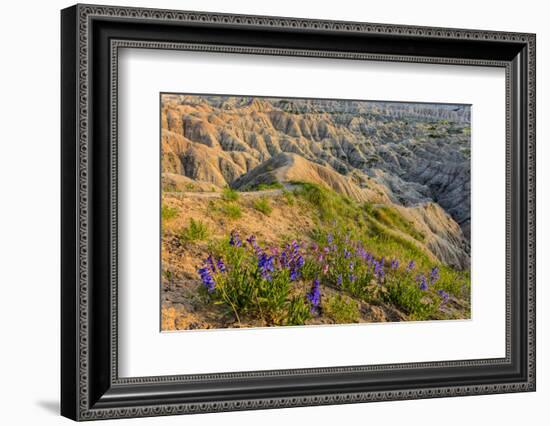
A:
61;4;536;421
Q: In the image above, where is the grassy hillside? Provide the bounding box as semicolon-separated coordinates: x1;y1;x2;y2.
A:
161;182;470;330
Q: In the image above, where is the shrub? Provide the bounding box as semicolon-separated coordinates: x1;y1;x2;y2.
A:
222;187;240;201
253;197;273;215
161;204;178;221
218;203;242;219
178;218;209;242
323;295;360;323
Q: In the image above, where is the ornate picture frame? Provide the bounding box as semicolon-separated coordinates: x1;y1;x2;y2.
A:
61;4;535;421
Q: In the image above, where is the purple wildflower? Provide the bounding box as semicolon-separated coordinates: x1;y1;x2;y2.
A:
344;248;351;259
366;252;373;266
258;253;275;281
337;274;343;287
374;260;384;280
216;257;226;273
437;289;450;303
391;259;399;270
430;267;440;284
307;277;321;313
279;240;304;281
198;266;216;293
247;235;263;255
205;255;216;272
407;260;416;271
418;274;428;291
229;231;242;247
349;274;356;283
349;261;354;272
327;233;334;244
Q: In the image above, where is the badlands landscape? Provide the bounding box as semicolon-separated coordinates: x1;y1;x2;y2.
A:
160;94;471;330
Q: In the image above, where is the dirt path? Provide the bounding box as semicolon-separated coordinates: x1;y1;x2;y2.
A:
164;184;298;199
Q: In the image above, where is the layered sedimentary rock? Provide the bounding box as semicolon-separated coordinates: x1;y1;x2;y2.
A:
161;94;471;268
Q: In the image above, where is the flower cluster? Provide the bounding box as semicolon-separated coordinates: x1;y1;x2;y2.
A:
307;277;321;313
279;240;305;281
198;255;224;293
196;228;457;323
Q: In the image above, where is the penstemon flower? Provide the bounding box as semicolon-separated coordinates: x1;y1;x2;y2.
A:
417;274;428;291
216;257;226;273
373;260;384;280
198;266;216;293
307;277;321;313
258;253;275;281
229;231;242;247
430;267;440;285
437;289;450;303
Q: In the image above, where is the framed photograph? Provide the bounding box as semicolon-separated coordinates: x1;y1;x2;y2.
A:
61;4;536;421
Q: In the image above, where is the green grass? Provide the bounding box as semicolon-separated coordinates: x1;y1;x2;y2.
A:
323;295;360;323
161;204;178;221
371;205;425;241
383;271;439;320
252;197;273;215
285;296;312;326
292;181;356;223
220;203;242;219
282;189;295;205
178;218;209;242
222;187;240;201
248;182;284;191
210;199;242;220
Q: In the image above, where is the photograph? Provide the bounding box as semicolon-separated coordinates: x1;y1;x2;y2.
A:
160;93;472;331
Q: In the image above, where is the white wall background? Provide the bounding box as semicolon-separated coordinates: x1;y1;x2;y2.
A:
0;0;546;424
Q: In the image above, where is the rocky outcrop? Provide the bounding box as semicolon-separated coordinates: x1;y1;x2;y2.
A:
231;152;392;204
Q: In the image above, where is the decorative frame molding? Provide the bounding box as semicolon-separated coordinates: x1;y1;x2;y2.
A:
61;4;536;421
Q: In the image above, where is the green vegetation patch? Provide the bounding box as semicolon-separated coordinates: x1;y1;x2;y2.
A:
222;187;240;201
252;197;273;215
371;205;425;241
178;218;209;242
249;182;284;191
323;295;360;323
161;204;178;221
